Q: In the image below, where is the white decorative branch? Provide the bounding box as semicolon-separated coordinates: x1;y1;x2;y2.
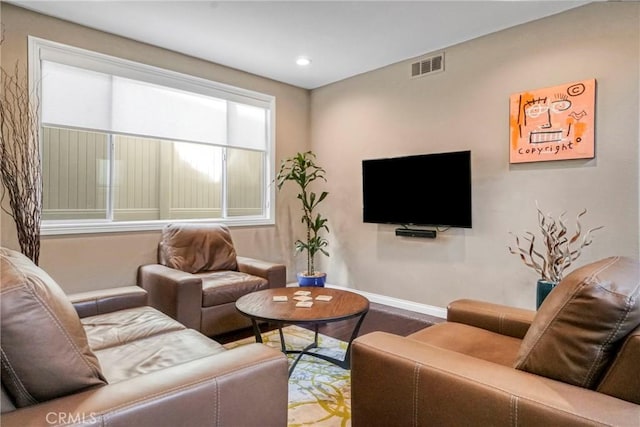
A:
508;203;603;282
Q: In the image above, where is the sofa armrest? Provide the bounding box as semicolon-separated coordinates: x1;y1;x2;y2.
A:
137;264;203;330
69;286;148;318
1;343;288;427
352;332;639;427
446;298;535;339
237;256;286;289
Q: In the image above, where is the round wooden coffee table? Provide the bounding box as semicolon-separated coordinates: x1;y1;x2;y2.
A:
235;287;369;375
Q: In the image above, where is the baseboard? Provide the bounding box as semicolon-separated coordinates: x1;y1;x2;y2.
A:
326;284;447;319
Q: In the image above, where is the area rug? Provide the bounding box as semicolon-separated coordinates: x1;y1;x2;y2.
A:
224;325;351;427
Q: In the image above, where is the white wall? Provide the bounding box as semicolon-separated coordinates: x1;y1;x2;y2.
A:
310;2;640;310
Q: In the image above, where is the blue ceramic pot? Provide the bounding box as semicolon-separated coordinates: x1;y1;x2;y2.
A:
297;272;327;287
536;279;558;309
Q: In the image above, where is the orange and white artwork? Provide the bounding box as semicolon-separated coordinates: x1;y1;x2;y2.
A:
509;79;595;163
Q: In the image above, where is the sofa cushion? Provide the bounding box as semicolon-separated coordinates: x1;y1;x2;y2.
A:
0;248;106;408
94;329;226;384
71;285;148;318
159;223;238;273
82;306;186;351
199;271;269;307
1;384;15;413
515;256;640;389
596;325;640;404
408;322;522;367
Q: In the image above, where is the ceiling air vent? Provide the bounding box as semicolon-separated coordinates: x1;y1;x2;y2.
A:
410;53;444;78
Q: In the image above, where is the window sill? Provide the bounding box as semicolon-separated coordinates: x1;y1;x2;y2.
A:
41;217;275;236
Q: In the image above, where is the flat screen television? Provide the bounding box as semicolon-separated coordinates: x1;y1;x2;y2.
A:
362;150;472;228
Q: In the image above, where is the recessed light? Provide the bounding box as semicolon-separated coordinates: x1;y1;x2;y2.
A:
296;56;311;66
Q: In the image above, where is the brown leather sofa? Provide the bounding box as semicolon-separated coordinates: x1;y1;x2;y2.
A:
1;247;288;427
351;256;640;426
138;223;286;337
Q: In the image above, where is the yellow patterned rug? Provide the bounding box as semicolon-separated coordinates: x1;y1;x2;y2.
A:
224;325;351;427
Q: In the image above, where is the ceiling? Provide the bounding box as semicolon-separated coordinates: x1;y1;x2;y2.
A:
9;1;591;89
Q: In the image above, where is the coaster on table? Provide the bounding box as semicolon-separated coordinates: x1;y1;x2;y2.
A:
294;290;311;296
272;295;288;302
293;295;313;302
315;295;333;301
296;301;314;308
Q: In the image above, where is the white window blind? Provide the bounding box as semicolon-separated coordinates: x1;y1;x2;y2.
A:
228;102;268;150
41;61;267;149
41;61;113;132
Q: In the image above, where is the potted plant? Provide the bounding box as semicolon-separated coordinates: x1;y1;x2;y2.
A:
276;151;329;286
508;203;603;308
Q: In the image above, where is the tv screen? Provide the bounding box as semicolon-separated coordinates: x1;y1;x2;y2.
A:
362;150;472;228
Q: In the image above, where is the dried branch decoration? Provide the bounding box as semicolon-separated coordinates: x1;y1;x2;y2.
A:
508;203;603;283
0;50;42;264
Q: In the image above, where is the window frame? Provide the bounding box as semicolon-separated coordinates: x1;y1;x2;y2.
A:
29;37;276;236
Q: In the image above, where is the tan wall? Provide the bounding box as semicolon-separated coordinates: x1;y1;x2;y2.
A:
2;3;639;309
0;4;310;293
311;2;640;309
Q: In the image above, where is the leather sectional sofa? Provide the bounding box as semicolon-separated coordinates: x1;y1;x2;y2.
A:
0;247;288;426
351;256;640;426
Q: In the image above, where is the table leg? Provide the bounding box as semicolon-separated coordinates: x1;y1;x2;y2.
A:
251;319;263;343
278;324;286;353
288;340;318;377
285;310;368;375
343;310;368;367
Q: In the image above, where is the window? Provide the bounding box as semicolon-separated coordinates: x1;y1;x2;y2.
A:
30;37;275;235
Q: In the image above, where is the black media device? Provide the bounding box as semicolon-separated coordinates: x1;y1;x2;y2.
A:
362;150;472;236
394;228;437;239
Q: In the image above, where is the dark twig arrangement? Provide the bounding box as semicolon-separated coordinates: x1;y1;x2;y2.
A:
0;59;42;264
508;203;603;282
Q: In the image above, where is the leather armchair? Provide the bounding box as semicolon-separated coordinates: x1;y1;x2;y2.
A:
137;223;286;337
352;256;640;426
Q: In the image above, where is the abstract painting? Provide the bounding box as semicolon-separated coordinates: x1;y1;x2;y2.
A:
509;79;596;163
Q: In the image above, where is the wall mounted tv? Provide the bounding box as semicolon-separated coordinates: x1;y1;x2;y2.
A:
362;150;472;228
